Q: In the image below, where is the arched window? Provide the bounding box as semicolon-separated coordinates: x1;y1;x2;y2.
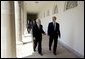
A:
44;12;45;17
64;1;78;10
53;4;58;14
47;10;50;16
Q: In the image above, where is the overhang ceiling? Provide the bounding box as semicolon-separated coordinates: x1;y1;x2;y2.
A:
24;1;55;13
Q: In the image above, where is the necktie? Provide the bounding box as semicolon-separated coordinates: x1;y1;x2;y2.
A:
37;24;40;29
54;23;56;30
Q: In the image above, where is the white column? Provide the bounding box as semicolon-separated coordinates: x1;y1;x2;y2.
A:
1;1;16;58
14;1;22;43
23;2;27;35
20;1;24;39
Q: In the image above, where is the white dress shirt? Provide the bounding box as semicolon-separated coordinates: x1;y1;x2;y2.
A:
53;22;56;30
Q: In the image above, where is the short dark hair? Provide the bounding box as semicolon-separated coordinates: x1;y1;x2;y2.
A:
52;16;56;20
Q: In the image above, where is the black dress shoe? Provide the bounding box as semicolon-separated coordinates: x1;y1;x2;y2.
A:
39;53;43;56
49;48;51;51
34;49;36;52
53;52;56;55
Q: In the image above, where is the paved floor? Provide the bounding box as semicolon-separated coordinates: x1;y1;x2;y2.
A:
16;34;78;58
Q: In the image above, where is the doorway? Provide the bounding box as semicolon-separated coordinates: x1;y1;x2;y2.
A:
26;13;38;33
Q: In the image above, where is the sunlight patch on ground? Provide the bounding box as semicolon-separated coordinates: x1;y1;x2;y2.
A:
16;29;34;58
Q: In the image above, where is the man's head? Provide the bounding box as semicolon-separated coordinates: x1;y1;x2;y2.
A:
36;18;41;24
52;16;57;23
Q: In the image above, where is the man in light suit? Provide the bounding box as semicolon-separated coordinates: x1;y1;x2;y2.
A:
32;19;46;56
47;16;61;55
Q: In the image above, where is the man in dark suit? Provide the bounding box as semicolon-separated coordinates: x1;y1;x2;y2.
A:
32;19;46;56
47;16;61;55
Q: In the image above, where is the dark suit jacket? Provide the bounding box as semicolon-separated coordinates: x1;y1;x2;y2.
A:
48;22;60;37
32;24;45;40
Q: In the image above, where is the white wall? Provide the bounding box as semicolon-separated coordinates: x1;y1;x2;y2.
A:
59;1;84;57
39;1;84;57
